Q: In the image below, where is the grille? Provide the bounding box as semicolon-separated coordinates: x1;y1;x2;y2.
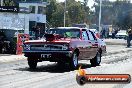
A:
30;44;64;51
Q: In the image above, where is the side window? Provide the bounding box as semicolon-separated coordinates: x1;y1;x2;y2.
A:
88;31;95;41
91;31;97;40
82;31;88;40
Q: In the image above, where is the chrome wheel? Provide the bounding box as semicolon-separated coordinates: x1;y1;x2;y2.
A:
70;52;78;69
73;53;78;67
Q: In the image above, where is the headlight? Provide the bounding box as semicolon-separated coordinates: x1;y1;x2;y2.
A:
62;44;69;50
24;44;30;50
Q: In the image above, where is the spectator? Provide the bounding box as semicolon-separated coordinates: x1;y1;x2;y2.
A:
127;28;132;47
105;28;109;38
112;29;115;39
100;28;106;38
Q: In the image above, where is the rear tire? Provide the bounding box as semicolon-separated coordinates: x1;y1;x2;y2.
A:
27;57;37;69
70;52;78;70
90;52;101;66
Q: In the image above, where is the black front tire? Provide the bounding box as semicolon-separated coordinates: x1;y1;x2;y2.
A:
27;57;37;69
90;52;101;66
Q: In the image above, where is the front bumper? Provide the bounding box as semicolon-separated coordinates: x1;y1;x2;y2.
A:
23;50;73;62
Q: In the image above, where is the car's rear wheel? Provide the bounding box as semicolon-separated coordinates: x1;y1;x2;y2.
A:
70;52;78;69
90;52;101;66
27;57;37;69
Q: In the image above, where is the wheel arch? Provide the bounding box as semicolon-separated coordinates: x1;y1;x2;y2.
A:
74;48;80;57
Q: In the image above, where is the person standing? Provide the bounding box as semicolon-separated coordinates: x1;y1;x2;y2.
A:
127;28;132;47
111;29;115;39
100;28;105;38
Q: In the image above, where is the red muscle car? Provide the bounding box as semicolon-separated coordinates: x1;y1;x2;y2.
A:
23;27;106;69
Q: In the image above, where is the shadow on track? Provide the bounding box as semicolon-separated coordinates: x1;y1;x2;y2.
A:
14;62;93;73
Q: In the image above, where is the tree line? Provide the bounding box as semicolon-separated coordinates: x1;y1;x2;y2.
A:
47;0;132;30
46;0;93;27
3;0;132;30
94;0;132;30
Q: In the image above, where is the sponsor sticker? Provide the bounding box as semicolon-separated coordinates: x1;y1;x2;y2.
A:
76;66;131;85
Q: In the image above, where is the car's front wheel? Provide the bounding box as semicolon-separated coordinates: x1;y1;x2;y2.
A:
90;52;101;66
70;52;78;69
27;57;37;69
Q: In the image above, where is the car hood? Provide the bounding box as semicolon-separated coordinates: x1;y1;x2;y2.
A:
24;38;79;44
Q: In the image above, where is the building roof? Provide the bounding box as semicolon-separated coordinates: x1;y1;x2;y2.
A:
18;0;48;4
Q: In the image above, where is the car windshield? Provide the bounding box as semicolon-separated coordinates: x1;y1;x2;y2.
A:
47;28;80;38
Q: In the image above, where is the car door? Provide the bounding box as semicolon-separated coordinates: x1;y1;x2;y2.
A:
87;30;98;58
79;29;92;59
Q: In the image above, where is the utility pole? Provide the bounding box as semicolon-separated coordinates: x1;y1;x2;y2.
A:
64;0;66;27
99;0;102;33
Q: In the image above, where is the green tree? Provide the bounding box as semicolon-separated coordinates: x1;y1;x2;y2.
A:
46;0;91;27
50;3;64;27
94;0;132;30
3;0;16;6
117;11;132;30
113;1;132;30
67;1;85;24
46;0;57;24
